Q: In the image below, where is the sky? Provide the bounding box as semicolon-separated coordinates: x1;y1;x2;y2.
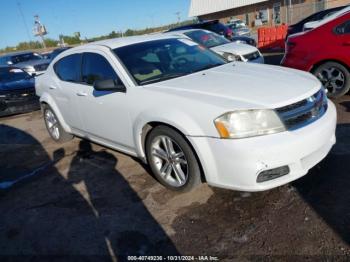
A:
0;0;191;49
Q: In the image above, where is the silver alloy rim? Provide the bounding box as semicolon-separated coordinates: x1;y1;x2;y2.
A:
150;135;188;187
317;67;345;96
45;109;60;140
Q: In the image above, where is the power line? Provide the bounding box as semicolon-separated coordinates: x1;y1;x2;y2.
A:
16;0;32;42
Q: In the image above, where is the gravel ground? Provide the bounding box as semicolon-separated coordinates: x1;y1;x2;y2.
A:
0;54;349;261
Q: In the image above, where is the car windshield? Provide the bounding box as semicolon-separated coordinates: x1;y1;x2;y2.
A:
113;38;226;85
228;22;245;29
0;68;30;82
10;53;43;64
184;30;230;48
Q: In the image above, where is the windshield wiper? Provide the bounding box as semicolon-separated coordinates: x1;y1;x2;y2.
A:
140;72;188;85
192;63;224;73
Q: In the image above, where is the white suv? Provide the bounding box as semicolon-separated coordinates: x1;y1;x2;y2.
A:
36;35;336;192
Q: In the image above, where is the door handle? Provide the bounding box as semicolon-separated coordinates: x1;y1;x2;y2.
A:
342;42;350;46
76;91;88;97
49;85;57;90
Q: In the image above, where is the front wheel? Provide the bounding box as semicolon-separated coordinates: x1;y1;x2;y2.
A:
145;126;202;192
313;62;350;99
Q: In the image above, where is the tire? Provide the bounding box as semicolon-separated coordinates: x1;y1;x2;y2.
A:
42;104;74;143
145;125;202;192
313;62;350;99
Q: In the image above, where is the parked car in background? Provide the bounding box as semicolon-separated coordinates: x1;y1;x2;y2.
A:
36;35;336;193
47;47;72;61
167;20;256;46
226;19;251;37
0;51;50;76
282;11;350;98
286;5;346;38
0;66;39;117
303;5;350;31
165;29;263;63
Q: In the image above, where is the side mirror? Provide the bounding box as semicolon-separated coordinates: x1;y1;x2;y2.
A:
94;79;126;93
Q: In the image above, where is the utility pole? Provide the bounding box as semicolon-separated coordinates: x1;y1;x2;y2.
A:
175;11;181;24
33;15;47;49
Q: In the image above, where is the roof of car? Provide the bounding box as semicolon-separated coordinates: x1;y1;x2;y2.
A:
312;5;350;28
166;20;220;32
0;50;36;57
71;34;180;50
165;28;212;36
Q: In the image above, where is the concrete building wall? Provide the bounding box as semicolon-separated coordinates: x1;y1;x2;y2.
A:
196;0;349;27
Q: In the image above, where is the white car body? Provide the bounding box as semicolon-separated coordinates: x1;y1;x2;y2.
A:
303;6;350;31
36;34;336;192
165;29;264;64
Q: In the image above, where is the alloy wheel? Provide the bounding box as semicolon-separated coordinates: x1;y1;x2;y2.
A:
316;67;345;96
150;135;188;187
45;109;60;140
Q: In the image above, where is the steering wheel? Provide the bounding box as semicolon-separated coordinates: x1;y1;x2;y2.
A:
172;57;190;70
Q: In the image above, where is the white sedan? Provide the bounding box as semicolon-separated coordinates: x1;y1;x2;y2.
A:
36;35;336;192
165;29;264;63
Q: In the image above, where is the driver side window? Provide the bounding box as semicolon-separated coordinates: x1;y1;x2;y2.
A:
82;52;119;85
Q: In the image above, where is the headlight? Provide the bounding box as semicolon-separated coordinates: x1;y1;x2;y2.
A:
24;67;35;73
222;52;241;62
214;109;286;139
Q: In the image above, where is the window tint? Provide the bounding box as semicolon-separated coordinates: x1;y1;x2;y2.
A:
335;20;350;34
54;54;82;82
82;53;118;85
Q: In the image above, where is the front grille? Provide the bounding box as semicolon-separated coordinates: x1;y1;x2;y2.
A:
276;89;328;130
243;51;260;61
34;63;49;71
0;89;37;101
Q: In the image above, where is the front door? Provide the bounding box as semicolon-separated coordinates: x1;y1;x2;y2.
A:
74;50;134;151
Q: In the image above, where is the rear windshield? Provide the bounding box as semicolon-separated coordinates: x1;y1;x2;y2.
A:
204;22;227;34
184;30;230;48
10;53;43;64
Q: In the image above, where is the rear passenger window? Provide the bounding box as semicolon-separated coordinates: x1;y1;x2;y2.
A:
335;21;350;34
54;54;82;82
82;53;118;85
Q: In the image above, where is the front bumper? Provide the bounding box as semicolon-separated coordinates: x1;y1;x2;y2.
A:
188;101;337;192
0;91;40;117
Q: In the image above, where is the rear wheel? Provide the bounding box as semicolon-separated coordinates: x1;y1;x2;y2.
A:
42;104;73;143
145;126;202;192
313;62;350;98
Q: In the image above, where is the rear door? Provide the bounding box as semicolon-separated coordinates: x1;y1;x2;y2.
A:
333;18;350;64
52;53;85;130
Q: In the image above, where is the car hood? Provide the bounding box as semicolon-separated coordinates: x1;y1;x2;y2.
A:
211;42;258;56
148;63;321;109
15;59;50;68
0;78;35;91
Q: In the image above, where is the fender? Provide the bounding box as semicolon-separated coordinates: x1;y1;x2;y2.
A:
39;92;72;133
132;108;208;160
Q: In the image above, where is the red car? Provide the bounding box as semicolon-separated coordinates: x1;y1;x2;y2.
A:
282;11;350;98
